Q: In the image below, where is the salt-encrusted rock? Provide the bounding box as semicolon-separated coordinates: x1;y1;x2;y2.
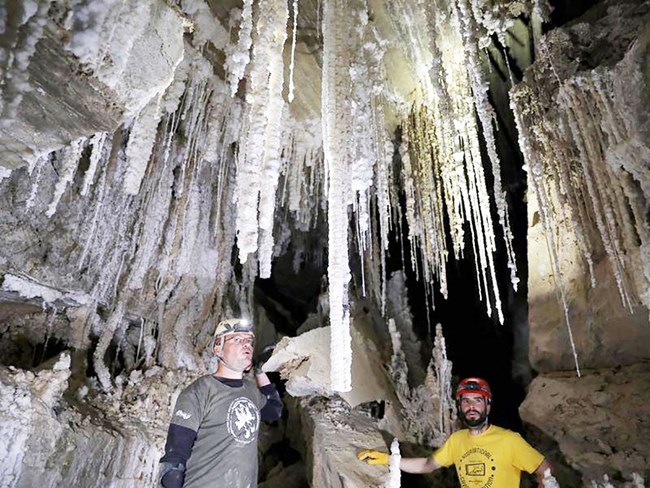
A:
520;363;650;485
290;396;389;488
516;1;650;372
262;323;398;408
0;365;201;487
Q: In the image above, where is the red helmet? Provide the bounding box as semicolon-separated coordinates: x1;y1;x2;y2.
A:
455;377;492;401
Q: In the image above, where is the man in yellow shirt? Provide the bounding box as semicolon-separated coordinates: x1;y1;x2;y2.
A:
358;377;553;487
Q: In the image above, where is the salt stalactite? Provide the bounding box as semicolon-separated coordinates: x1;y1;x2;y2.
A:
148;66;217;311
283;117;324;231
287;0;299;102
398;139;420;277
425;24;468;265
226;0;253;97
235;0;288;271
559;80;635;311
78;161;108;272
322;0;352;392
174;80;221;283
81;132;108;196
387;0;510;323
94;300;125;391
374;137;394;315
348;12;390;309
455;0;519;292
257;0;289;278
510;90;581;377
79;143;137;306
25;155;48;210
403;108;449;301
182;0;229;49
511;35;650;368
124;95;164;195
386;438;401;488
548;116;596;286
46;138;85;218
0;0;52;126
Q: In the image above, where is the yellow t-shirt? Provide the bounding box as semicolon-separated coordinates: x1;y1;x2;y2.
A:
432;425;544;488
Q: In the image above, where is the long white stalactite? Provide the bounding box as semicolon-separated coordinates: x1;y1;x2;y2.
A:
258;0;289;278
288;0;299;103
322;0;352;392
235;0;288;276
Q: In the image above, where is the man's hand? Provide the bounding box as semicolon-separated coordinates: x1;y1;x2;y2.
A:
357;449;389;465
254;343;276;374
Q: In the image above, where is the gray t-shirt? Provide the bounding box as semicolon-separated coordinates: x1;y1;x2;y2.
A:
170;375;267;488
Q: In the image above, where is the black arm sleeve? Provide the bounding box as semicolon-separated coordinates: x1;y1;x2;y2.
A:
259;384;283;422
160;423;197;464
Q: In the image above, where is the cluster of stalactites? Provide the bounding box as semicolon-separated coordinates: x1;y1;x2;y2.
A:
389;0;523;324
15;0;331;387
22;47;247;387
511;59;650;375
223;0;324;276
234;0;289;279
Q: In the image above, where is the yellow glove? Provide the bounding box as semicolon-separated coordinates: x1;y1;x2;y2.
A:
357;449;389;465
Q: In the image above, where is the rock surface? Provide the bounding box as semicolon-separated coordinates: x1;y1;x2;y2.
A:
0;362;201;487
289;396;389;488
520;363;650;485
263;322;399;409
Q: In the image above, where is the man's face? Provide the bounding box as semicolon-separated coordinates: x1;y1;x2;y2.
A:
459;392;490;428
217;332;254;371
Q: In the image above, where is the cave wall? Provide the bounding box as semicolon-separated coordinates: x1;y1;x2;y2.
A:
516;1;650;483
1;0;649;487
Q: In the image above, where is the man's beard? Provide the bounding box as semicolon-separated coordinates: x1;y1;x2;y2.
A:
461;409;488;428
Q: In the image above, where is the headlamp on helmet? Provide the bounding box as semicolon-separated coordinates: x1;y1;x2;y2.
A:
455;377;492;403
211;318;254;354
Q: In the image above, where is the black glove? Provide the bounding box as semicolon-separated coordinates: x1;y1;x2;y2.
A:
253;343;276;375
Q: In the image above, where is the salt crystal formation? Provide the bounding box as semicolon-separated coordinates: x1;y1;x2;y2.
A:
386;0;529;323
0;1;648;485
389;322;455;447
386;437;401;488
511;4;650;375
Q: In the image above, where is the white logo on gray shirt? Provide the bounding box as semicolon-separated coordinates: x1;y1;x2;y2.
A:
227;397;260;444
175;409;192;420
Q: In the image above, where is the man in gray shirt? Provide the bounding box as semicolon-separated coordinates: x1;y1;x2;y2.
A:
159;318;283;488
